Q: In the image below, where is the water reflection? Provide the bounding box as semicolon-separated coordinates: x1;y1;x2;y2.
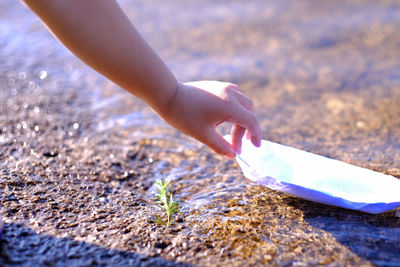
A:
295;201;400;266
1;0;400;266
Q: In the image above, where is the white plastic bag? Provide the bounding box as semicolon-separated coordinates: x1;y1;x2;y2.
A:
228;136;400;214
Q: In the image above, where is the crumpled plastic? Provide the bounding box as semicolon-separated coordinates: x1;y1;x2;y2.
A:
226;136;400;214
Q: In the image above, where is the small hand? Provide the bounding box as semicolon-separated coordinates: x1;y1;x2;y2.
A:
160;81;262;158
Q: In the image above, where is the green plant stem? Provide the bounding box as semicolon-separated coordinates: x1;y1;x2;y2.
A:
154;179;180;227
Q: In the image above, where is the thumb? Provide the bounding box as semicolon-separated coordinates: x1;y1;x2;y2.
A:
201;128;236;158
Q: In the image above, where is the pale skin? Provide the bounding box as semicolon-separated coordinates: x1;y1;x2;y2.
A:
22;0;262;158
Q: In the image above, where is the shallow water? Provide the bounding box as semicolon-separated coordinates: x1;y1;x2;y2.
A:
1;0;400;266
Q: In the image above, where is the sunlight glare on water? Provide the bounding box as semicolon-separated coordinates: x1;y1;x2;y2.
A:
1;0;400;265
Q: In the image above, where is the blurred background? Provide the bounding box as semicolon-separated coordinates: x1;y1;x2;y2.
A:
1;0;400;266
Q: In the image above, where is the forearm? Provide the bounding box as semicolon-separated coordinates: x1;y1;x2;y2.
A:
23;0;262;156
23;0;177;114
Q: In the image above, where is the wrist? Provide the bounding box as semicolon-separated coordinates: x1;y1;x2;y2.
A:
149;79;180;118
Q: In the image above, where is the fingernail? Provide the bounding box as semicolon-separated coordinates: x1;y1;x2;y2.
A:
225;151;236;159
257;137;262;147
252;135;262;147
235;146;241;155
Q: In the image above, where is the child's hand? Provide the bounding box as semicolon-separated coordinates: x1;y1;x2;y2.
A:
159;81;262;158
22;1;261;158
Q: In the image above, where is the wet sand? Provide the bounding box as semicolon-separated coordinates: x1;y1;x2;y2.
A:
1;0;400;266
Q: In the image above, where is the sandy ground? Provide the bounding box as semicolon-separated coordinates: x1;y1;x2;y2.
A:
1;0;400;266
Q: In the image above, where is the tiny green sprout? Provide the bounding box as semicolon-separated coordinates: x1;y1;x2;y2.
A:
154;179;180;227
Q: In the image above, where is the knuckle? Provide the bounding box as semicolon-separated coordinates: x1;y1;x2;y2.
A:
225;83;240;94
224;86;235;95
245;98;254;110
229;84;240;92
248;114;258;128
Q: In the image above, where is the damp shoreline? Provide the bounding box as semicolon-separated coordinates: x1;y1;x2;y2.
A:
1;0;400;266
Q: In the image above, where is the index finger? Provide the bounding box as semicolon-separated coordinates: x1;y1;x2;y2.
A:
227;106;262;148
